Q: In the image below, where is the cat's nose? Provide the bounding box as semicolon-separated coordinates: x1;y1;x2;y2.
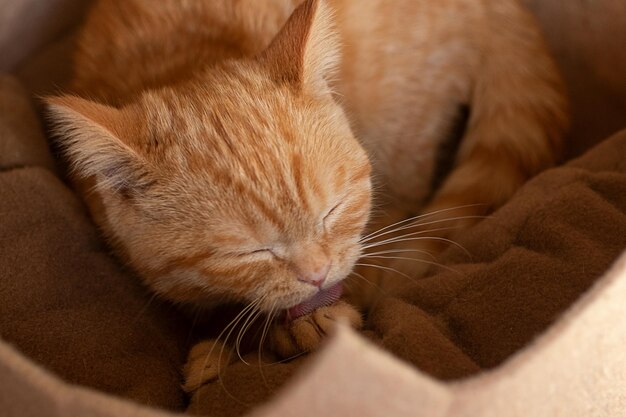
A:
297;263;330;288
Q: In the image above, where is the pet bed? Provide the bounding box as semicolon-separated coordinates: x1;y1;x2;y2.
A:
1;1;625;416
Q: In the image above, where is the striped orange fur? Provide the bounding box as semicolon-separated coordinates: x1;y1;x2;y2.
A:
46;0;567;357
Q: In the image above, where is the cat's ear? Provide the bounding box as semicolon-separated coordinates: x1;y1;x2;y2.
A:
45;95;150;193
260;0;340;94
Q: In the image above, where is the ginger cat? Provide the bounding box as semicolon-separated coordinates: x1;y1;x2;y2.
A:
46;0;567;393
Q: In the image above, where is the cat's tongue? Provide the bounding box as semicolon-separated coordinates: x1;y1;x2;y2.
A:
287;282;343;321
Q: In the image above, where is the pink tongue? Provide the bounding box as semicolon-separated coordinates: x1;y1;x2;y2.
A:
287;282;343;321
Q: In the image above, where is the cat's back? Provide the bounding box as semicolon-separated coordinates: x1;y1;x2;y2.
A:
71;0;301;103
73;0;481;106
329;0;485;203
330;0;484;124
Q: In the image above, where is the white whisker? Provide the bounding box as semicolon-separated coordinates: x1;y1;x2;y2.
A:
355;262;416;283
235;306;263;365
213;297;267;406
361;254;462;275
349;270;388;295
360;214;486;244
258;301;276;388
362;248;436;260
195;299;259;407
362;226;461;249
360;204;484;243
363;234;471;258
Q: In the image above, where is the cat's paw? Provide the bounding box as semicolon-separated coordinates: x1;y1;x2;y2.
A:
268;300;363;359
182;339;232;394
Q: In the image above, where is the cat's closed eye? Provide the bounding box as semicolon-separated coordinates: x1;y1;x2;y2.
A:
237;248;278;261
322;201;343;229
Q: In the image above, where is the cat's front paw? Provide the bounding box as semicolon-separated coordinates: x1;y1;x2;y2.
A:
268;300;363;359
182;339;232;394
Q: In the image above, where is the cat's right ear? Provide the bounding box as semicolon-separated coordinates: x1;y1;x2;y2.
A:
45;95;150;193
260;0;340;95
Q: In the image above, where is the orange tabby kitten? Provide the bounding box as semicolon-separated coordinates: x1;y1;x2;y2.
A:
46;0;567;391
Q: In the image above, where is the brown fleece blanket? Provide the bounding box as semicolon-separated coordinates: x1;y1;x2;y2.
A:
1;1;626;416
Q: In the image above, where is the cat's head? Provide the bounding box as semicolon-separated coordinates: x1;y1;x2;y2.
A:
47;0;372;313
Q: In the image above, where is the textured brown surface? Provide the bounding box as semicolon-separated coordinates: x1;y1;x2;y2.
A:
0;75;56;171
0;163;191;409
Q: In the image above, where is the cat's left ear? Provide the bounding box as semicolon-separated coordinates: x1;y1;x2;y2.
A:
45;95;151;194
260;0;340;95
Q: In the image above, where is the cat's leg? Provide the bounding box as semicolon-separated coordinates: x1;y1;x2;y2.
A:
268;301;363;358
422;1;568;222
182;339;234;394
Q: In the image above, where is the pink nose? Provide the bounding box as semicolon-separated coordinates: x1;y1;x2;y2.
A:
297;263;330;288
